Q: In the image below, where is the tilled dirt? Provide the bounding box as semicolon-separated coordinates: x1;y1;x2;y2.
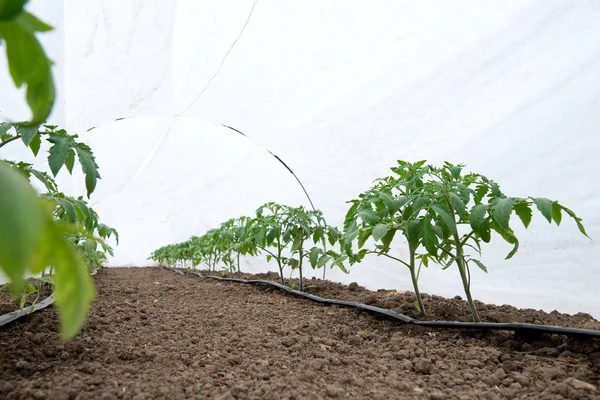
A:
0;267;599;400
227;270;600;329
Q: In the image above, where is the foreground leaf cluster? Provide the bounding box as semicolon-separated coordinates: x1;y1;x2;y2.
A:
0;122;117;339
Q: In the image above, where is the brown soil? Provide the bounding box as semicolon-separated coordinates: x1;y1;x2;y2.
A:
224;270;600;330
0;267;599;400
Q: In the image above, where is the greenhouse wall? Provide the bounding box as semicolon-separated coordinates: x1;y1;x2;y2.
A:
2;0;599;317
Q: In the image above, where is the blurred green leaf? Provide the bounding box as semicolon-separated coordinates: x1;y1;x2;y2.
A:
0;162;43;285
0;11;55;124
0;0;28;20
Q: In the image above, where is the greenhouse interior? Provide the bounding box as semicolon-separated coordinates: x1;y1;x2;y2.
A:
1;0;599;398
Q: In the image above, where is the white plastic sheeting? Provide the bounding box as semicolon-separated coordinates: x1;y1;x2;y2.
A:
1;0;599;317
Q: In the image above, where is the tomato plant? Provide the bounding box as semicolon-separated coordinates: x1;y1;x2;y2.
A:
219;216;259;274
342;161;435;315
250;203;342;290
344;160;590;322
415;161;588;321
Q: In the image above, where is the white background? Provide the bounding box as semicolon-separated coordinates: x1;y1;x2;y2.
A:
1;0;599;317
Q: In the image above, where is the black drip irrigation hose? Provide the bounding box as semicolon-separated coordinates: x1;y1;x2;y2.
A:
166;267;600;339
0;268;99;329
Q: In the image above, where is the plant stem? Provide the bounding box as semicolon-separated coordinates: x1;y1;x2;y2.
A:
236;252;240;274
298;241;304;291
454;236;480;322
276;238;285;285
409;249;425;316
0;135;21;149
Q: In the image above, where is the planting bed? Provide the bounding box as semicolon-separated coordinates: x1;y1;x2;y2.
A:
1;268;600;399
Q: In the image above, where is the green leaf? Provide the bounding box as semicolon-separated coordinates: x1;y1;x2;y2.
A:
28;132;41;156
551;202;562;226
16;124;38;145
380;192;397;214
0;122;13;135
0;12;55;124
532;198;553;223
288;258;298;269
309;247;319;268
474;185;488;203
75;143;100;197
83;238;96;253
50;223;95;340
402;204;415;221
357;227;372;249
372;224;389;242
430;204;457;235
0;162;43;284
449;193;466;219
406;219;421;250
471;259;488;273
490;221;519;259
558;204;590;238
357;209;380;225
480;220;491;243
47;134;72;176
420;217;439;256
469;204;488;232
513;202;533;228
412;196;429;213
317;254;331;268
505;236;520;260
449;165;462;179
312;227;323;244
0;0;28;20
291;237;302;252
65;148;75;174
343;227;359;249
327;227;339;246
491;198;516;231
266;228;277;244
395;196;409;209
56;197;77;223
380;228;396;250
490;182;502;197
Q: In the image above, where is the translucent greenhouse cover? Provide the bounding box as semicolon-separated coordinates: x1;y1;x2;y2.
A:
1;0;599;317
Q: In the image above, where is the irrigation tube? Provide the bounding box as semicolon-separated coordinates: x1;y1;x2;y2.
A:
0;269;99;329
168;268;600;339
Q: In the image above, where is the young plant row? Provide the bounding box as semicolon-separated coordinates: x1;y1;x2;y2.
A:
150;203;343;291
152;160;589;322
